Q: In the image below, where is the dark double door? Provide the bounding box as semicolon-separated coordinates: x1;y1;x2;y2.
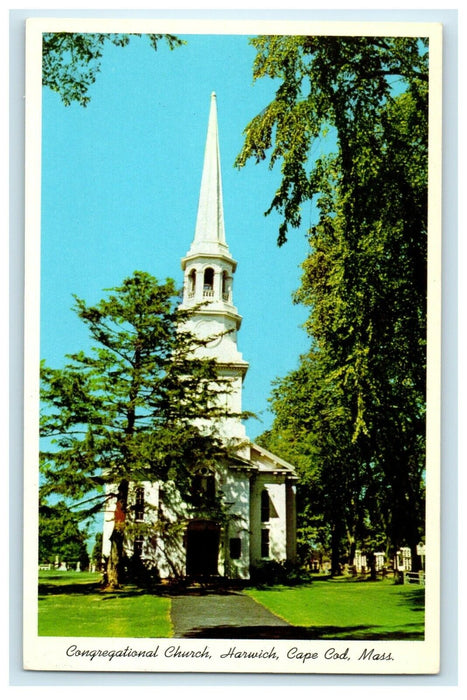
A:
186;520;220;577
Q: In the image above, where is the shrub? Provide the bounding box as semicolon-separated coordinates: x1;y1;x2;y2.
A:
250;560;313;587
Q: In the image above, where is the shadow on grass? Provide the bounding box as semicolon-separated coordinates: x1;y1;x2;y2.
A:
402;587;425;612
179;623;424;641
38;581;104;596
37;580;243;598
38;579;153;598
37;578;424;641
165;585;246;597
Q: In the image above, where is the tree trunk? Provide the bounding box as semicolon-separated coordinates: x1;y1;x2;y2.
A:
106;529;123;589
410;541;421;572
347;537;356;568
105;480;129;589
330;525;342;576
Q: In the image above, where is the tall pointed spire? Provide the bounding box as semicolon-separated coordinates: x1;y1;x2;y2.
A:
179;90;249;419
187;92;232;258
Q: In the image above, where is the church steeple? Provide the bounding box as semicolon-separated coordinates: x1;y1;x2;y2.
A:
180;91;248;398
191;91;229;256
181;92;239;315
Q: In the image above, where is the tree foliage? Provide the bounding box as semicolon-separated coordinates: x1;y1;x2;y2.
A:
39;500;90;569
236;35;427;245
91;532;103;567
40;272;239;587
42;33;184;106
238;36;428;571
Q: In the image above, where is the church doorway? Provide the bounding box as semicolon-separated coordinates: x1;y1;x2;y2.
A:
186;520;220;577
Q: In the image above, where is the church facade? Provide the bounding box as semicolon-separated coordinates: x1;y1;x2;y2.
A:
102;93;297;580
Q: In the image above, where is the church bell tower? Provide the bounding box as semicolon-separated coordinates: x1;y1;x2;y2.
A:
179;92;249;440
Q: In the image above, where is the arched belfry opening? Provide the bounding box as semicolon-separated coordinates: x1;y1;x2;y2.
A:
203;267;214;297
188;269;196;298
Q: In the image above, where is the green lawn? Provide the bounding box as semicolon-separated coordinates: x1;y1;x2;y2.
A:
38;571;172;638
246;578;425;640
38;571;424;640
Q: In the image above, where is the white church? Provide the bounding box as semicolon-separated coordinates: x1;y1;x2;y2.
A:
102;93;297;580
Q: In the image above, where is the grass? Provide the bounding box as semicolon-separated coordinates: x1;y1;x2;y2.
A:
245;577;425;640
38;571;172;638
37;571;425;640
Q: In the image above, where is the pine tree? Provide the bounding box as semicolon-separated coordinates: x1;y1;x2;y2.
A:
40;271;237;588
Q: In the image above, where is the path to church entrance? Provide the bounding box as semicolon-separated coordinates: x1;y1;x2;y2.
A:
170;588;296;639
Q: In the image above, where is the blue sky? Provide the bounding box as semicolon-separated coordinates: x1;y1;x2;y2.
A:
41;33;313;435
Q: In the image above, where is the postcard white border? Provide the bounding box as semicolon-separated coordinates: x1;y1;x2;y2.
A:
23;16;443;676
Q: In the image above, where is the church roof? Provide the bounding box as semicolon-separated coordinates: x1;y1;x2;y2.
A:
229;441;297;479
183;92;235;264
250;442;297;478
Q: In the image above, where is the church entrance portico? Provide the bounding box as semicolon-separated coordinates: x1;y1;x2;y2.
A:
186;520;220;577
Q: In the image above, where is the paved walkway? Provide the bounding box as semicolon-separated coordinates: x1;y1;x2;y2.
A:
170;588;296;639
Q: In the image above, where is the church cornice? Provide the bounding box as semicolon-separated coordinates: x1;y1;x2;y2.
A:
182;307;243;323
214;360;250;378
250;442;298;476
181;251;238;272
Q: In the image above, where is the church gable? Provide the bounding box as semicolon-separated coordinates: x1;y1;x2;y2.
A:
249;442;298;479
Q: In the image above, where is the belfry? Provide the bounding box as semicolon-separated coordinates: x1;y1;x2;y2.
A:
102;93;297;580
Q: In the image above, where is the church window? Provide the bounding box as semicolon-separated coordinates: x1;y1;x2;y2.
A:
203;268;214;297
192;468;216;506
261;529;270;558
134;487;145;521
134;537;144;559
261;489;270;522
229;537;241;560
188;269;196;298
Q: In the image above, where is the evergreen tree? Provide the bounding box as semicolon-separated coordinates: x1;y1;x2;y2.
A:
39;500;90;569
40;271;238;589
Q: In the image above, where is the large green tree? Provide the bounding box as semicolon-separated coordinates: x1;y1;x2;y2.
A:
39;500;90;569
40;272;238;589
237;36;428;571
42;32;184;106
